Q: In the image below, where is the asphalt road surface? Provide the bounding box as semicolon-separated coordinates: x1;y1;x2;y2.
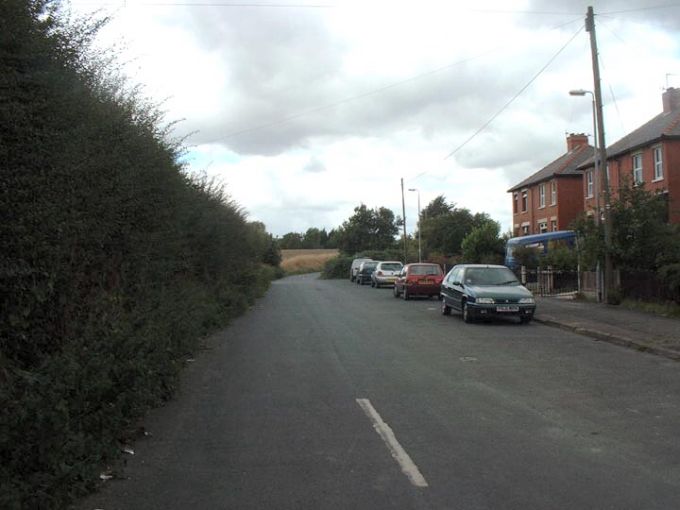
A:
77;274;680;510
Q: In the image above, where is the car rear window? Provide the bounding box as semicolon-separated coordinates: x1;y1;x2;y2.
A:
409;265;442;275
381;263;402;271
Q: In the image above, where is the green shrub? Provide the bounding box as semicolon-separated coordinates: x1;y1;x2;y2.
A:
321;255;354;279
658;263;680;304
0;3;279;508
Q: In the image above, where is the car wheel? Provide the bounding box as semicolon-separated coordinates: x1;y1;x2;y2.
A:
462;301;472;323
441;298;451;316
371;280;375;287
520;316;532;324
403;287;409;301
393;285;400;298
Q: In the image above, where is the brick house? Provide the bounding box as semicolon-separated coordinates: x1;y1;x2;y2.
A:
508;133;594;236
578;87;680;223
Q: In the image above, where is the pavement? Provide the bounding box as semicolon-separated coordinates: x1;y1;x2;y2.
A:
534;296;680;361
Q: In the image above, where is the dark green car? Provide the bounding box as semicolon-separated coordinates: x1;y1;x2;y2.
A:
440;264;536;324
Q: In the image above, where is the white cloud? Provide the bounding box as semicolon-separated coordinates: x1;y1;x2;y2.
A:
71;0;680;238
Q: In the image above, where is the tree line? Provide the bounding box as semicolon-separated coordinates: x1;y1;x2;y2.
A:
293;198;506;270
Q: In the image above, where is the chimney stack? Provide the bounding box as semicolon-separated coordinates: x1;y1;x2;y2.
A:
567;133;589;151
662;87;680;113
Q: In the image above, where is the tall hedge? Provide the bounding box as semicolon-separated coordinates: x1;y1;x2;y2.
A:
0;2;278;507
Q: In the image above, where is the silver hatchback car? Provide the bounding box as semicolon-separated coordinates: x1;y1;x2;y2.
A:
371;261;404;288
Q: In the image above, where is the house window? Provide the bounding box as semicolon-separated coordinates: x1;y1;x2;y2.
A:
538;184;546;208
605;163;610;184
586;170;593;198
538;221;548;233
653;146;663;181
522;225;529;235
521;190;528;212
551;220;558;231
550;181;557;205
513;192;518;213
632;153;643;184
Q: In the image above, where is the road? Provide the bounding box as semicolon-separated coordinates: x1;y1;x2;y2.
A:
77;274;680;510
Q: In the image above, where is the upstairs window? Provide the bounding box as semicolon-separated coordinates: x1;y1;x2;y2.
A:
538;183;546;208
513;192;518;213
521;190;528;212
632;153;643;184
586;170;593;198
653;146;663;181
550;181;557;205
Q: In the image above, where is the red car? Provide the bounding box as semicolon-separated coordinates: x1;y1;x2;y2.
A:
393;263;444;300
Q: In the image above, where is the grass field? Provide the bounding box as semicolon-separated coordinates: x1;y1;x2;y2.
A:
280;249;339;274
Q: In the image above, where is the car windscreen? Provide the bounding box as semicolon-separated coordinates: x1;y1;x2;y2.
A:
381;263;402;271
362;262;378;269
409;265;441;275
464;267;518;286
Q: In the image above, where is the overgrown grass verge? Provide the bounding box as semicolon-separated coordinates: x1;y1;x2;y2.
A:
619;299;680;319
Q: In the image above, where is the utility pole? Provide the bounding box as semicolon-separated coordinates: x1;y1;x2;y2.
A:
586;5;613;303
401;178;407;263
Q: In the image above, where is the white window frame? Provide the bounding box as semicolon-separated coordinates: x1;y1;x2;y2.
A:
538;183;546;208
653;146;663;181
632;153;643;185
538;221;548;233
521;189;528;212
586;170;593;198
550;181;557;206
551;219;558;231
605;163;610;184
513;192;518;213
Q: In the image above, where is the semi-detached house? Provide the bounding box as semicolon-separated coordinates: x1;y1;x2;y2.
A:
508;133;594;237
577;87;680;224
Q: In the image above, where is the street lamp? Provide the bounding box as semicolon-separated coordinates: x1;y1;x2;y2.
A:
570;88;608;302
569;89;600;221
408;188;421;262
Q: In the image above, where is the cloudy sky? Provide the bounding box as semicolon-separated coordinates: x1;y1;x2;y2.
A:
69;0;680;237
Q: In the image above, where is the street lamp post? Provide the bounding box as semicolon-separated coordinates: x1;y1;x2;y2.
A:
408;188;421;263
569;89;599;220
570;88;603;302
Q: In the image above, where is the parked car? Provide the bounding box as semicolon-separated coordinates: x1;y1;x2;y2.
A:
349;258;372;282
393;263;443;299
371;261;403;288
440;264;536;324
356;260;379;285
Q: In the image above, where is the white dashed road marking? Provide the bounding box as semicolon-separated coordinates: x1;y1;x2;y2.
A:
356;398;429;488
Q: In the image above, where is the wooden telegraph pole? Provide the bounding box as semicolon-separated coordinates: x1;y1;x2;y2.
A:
586;6;613;303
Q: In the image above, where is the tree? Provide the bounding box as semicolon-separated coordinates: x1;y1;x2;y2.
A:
278;232;304;249
418;196;482;258
574;180;679;271
336;204;398;254
461;220;505;264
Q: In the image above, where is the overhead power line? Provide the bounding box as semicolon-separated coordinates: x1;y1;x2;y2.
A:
403;24;584;184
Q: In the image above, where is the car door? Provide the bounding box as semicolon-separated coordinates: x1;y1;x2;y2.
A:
441;268;456;305
450;267;465;311
395;267;407;291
